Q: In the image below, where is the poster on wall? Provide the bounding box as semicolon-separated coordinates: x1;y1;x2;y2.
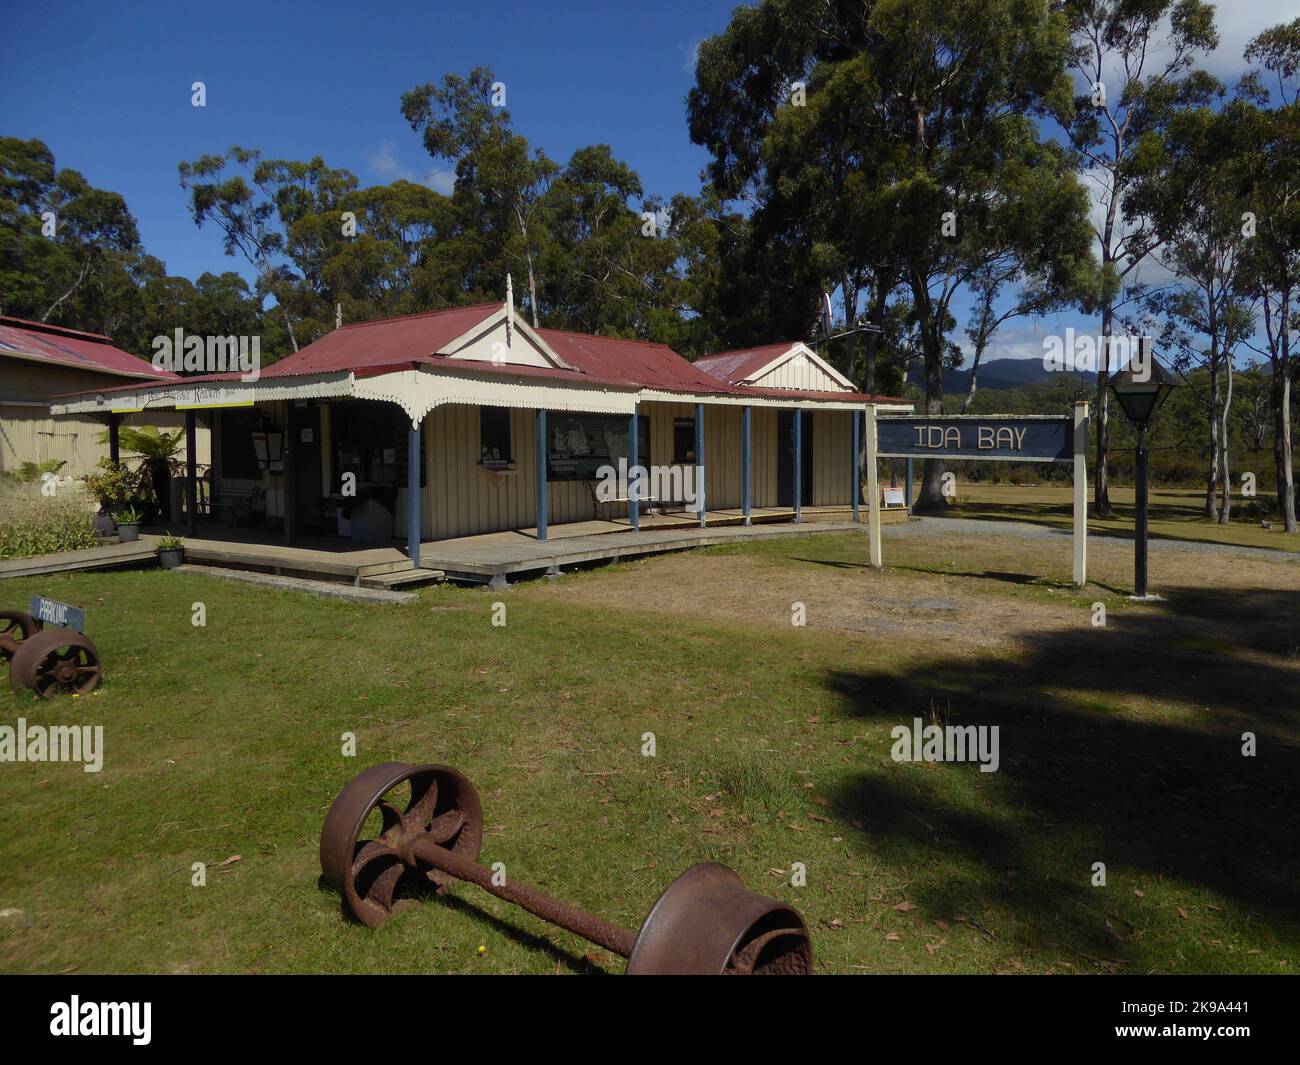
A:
546;414;646;481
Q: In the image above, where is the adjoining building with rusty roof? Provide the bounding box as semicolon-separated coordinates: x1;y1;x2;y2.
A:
49;286;907;557
1;315;208;478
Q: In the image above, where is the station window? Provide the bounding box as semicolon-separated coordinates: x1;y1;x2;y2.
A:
673;417;696;464
480;407;513;467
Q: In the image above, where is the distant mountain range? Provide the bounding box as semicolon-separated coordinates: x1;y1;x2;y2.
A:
906;357;1093;393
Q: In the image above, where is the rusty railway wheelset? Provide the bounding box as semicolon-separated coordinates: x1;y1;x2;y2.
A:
0;610;102;698
321;761;814;975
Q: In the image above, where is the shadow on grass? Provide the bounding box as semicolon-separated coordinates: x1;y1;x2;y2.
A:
943;502;1296;553
319;876;610;974
791;553;1133;598
822;584;1300;969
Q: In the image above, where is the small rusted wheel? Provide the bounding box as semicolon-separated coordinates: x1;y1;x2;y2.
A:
627;862;813;975
8;627;101;698
0;611;42;663
320;762;483;928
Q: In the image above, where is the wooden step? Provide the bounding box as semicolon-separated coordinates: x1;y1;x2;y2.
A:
359;567;446;590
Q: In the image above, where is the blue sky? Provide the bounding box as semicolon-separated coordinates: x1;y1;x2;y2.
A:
1;0;726;280
2;0;1294;363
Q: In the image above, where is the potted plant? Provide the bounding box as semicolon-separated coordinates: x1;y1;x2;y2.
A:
115;505;143;543
82;460;137;535
156;531;185;569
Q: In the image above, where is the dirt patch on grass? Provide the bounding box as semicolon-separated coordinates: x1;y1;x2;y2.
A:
530;532;1299;657
536;552;1063;651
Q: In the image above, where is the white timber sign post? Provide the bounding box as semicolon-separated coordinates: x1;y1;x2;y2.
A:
866;401;1090;586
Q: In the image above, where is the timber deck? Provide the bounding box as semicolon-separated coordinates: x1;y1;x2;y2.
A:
420;509;904;585
2;508;906;587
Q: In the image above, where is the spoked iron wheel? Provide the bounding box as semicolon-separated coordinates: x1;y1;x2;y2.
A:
8;627;101;698
319;762;484;928
0;611;41;663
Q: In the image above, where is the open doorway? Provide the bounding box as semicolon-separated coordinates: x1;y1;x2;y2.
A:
777;410;814;508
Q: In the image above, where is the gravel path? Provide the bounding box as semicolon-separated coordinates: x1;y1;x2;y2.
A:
885;515;1300;563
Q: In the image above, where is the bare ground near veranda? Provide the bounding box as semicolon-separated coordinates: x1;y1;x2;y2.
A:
529;523;1300;666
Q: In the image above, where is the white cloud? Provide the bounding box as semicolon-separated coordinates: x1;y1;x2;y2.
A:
683;37;703;77
368;140;455;195
1206;0;1298;82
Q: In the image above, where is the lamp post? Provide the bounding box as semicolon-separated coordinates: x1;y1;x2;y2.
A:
1109;344;1177;600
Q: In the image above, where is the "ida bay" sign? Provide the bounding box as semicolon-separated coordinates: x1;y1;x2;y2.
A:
876;415;1073;463
863;404;1089;588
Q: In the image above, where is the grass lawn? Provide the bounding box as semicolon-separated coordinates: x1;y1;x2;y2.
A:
0;525;1297;975
946;482;1300;553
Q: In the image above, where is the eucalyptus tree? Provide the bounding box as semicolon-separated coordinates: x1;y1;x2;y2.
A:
689;0;1093;510
1057;0;1218;516
401;68;557;326
0;136;140;329
179;148;362;352
1236;19;1300;531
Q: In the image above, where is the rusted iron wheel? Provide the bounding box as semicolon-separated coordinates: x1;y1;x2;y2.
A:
626;862;813;975
320;762;484;928
8;627;101;698
0;611;42;663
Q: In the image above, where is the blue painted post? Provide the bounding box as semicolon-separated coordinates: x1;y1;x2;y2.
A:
407;421;421;565
852;409;861;522
793;408;803;522
695;402;706;527
185;409;198;537
283;402;296;545
629;407;640;531
535;409;548;541
905;457;914;515
742;405;752;526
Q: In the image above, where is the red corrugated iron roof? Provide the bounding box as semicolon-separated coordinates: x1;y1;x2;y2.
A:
0;315;178;380
739;384;898;404
693;342;798;385
260;302;501;377
261;303;741;395
47;305;901;405
534;328;738;394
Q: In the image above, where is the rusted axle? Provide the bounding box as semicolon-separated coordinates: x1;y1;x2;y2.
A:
408;832;636;958
320;762;813;974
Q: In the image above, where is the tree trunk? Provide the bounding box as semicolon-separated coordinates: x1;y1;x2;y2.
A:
1205;361;1220;520
527;255;540;328
910;270;947;512
862;274;888;395
1273;361;1296;532
961;337;986;413
1094;306;1113;518
1218;356;1233;524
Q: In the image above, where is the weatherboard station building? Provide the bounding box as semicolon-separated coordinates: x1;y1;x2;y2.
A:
48;289;909;572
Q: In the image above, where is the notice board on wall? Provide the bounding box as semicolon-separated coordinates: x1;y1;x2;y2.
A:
545;413;647;481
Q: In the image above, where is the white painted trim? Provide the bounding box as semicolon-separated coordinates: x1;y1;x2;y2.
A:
745;341;856;392
49;366;911;420
49;372;356;416
866;405;882;568
636;389;906;412
436;305;576;371
355;366;637;427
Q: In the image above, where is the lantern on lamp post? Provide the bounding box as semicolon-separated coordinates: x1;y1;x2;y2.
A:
251;429;285;473
1109;342;1177;600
